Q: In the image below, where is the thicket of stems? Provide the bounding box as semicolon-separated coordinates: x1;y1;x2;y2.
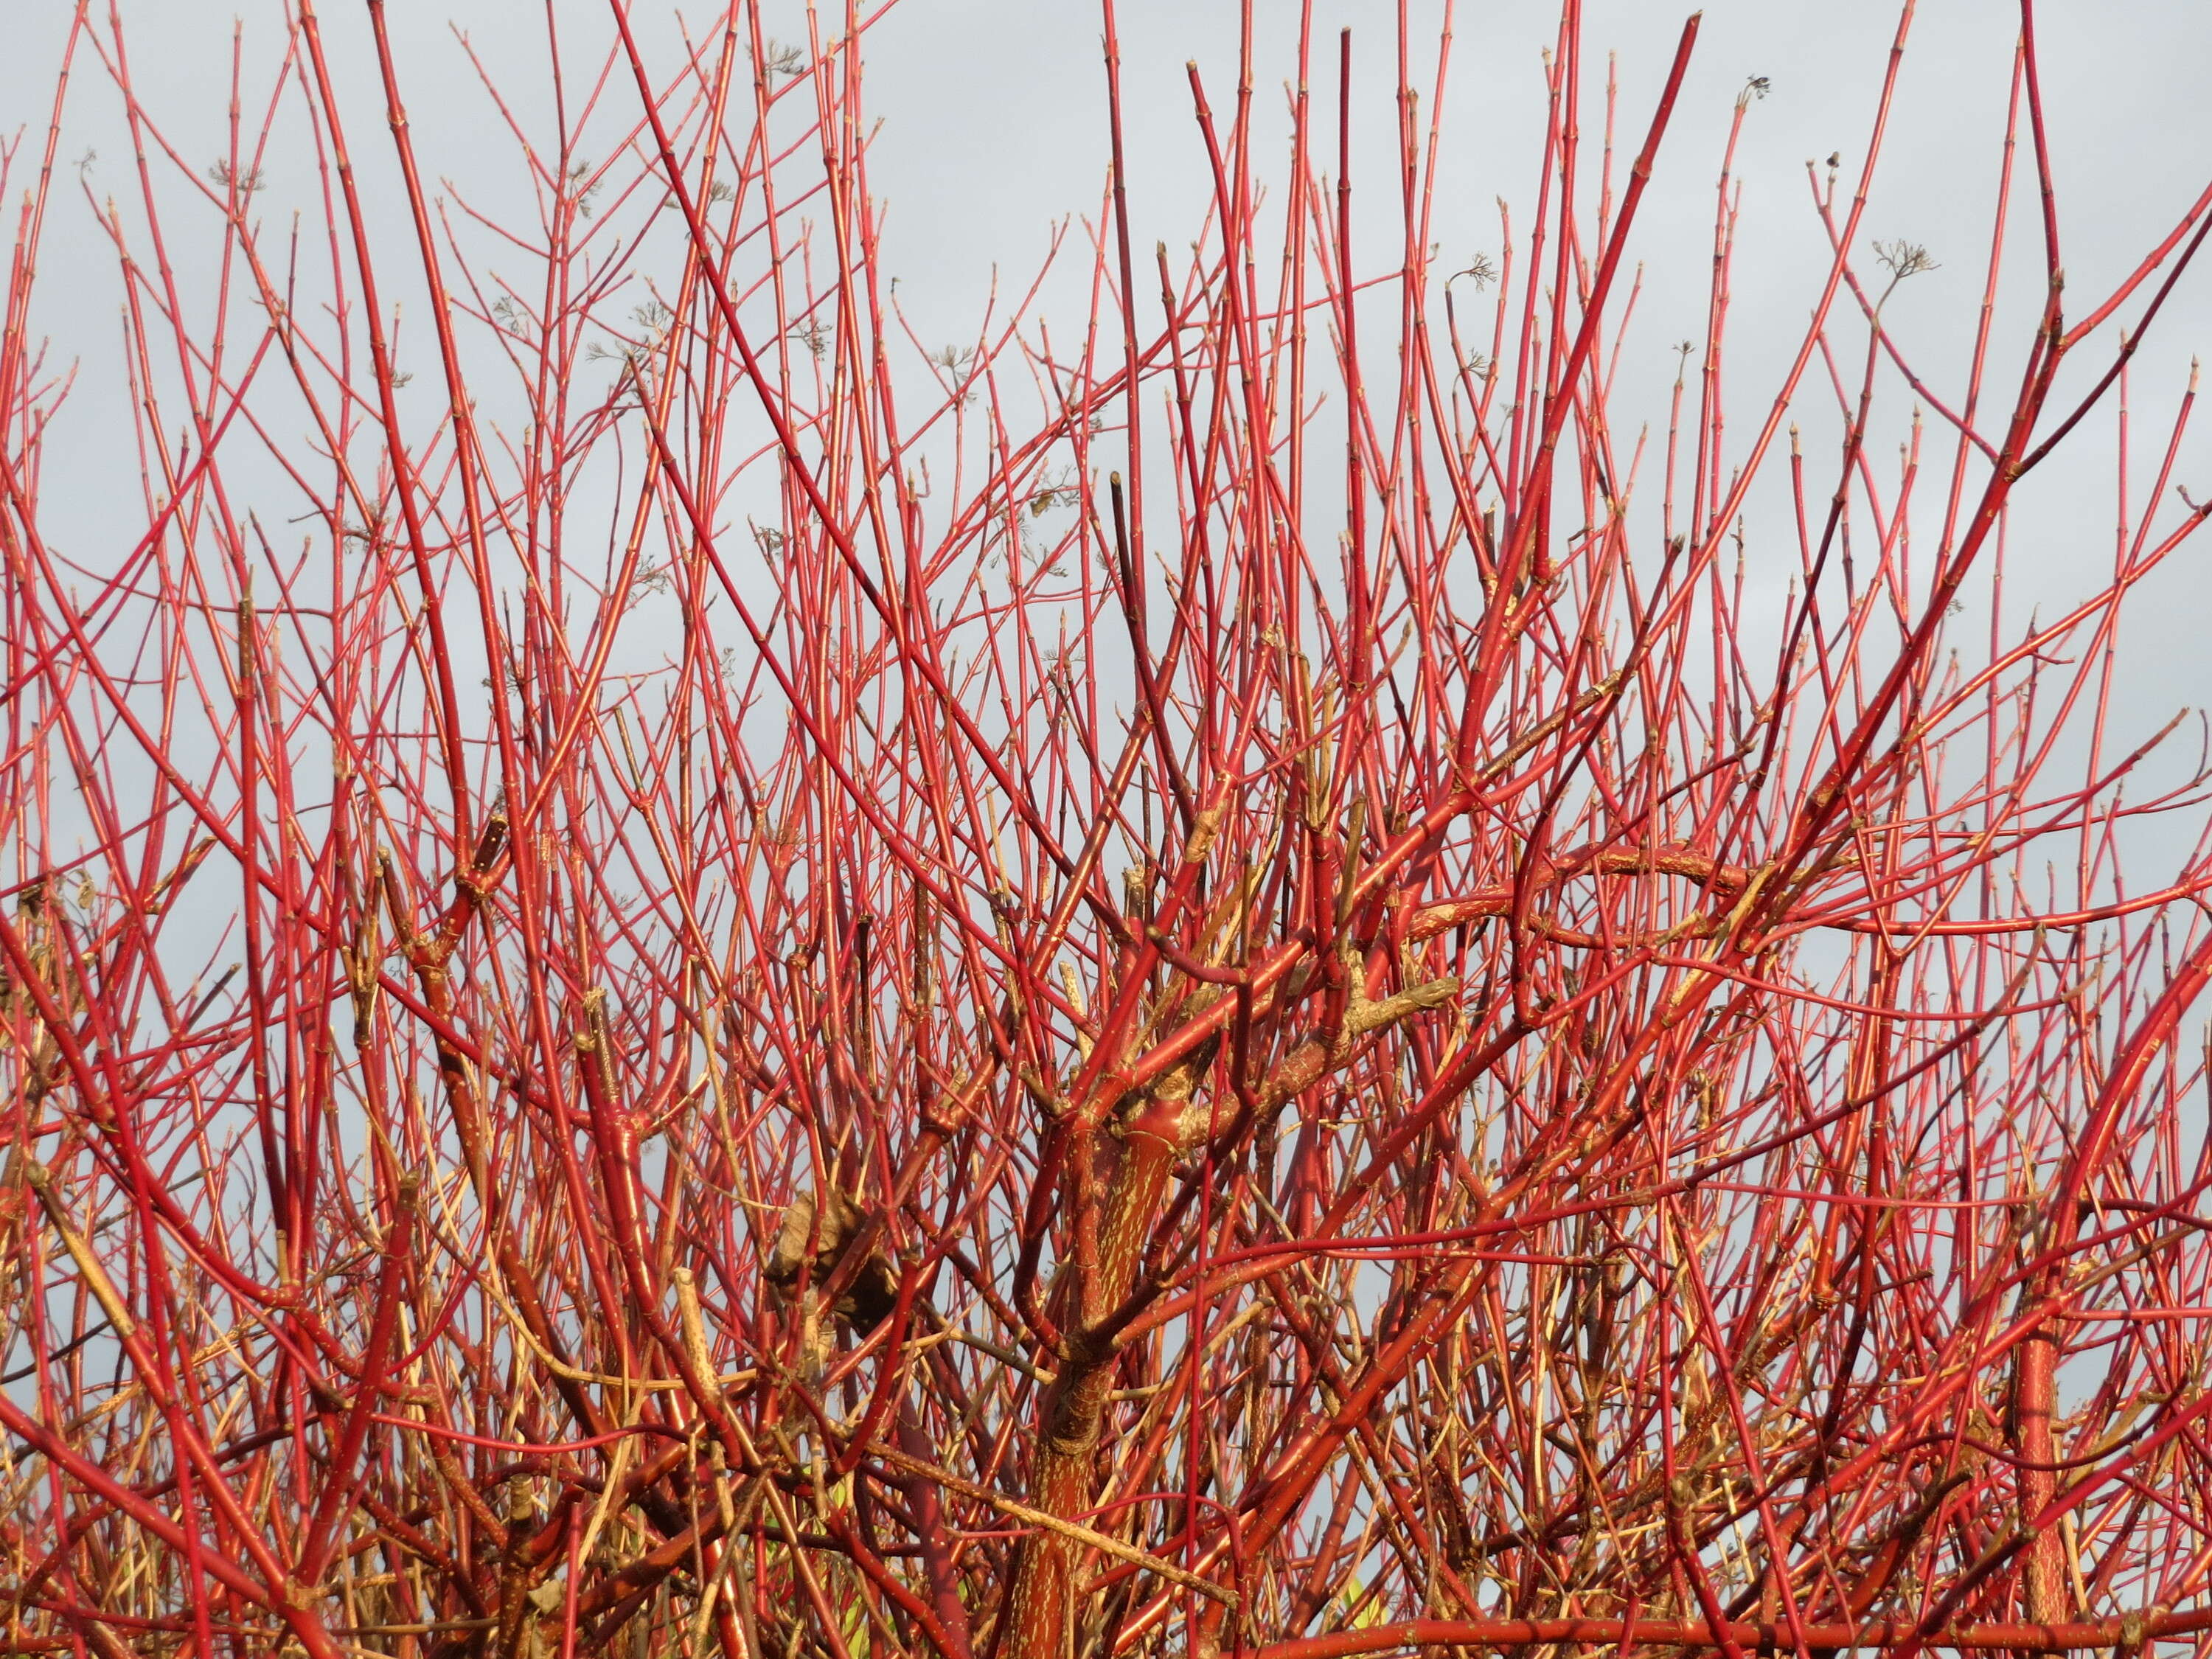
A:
4;3;2212;1658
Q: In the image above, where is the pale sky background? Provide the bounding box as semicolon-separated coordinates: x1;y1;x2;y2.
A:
7;0;2212;828
5;0;2212;1604
6;0;2212;1458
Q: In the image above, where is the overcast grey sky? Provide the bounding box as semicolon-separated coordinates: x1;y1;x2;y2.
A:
8;1;2211;765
